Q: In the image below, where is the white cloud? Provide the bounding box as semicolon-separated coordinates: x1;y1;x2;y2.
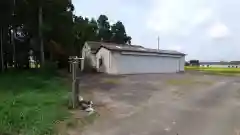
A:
208;22;230;39
146;0;215;36
147;0;187;33
164;45;183;51
192;8;213;25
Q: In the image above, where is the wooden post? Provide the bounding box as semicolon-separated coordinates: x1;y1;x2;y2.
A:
71;61;77;108
69;56;83;109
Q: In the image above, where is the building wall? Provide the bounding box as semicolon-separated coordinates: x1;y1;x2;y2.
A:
81;43;97;71
179;56;185;71
109;51;119;74
96;48;112;73
230;65;240;68
96;48;185;74
113;52;185;74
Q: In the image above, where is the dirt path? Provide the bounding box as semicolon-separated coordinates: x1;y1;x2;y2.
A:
80;74;240;135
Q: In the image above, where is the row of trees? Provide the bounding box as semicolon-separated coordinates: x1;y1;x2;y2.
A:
0;0;131;71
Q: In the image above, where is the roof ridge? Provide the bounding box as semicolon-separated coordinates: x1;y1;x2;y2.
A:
100;44;185;56
86;41;142;47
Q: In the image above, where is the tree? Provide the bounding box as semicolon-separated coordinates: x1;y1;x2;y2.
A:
97;15;112;42
73;16;94;55
0;1;132;71
88;18;98;41
16;0;74;67
111;21;131;44
189;60;200;66
0;0;14;71
39;0;44;65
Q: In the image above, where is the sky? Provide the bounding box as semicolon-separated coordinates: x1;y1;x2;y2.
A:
72;0;240;61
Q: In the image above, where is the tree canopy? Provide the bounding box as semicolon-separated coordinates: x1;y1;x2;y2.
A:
0;0;132;71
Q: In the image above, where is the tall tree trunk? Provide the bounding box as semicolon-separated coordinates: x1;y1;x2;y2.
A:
12;0;16;67
0;27;4;72
39;5;45;66
12;29;16;66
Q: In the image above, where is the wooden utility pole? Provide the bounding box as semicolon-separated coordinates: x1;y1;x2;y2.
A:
39;4;45;66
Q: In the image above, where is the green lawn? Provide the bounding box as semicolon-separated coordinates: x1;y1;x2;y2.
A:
0;70;70;135
185;66;240;75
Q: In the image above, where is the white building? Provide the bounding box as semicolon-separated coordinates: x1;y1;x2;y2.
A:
200;62;240;68
95;44;186;74
81;41;102;71
81;41;145;72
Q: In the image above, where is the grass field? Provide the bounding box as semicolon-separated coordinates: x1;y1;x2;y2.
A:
0;70;70;135
185;66;240;75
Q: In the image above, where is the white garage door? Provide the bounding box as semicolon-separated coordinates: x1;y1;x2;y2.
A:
115;54;181;74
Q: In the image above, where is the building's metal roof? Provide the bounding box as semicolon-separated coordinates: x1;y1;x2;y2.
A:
85;41;102;51
85;41;144;53
85;41;185;56
199;62;230;65
229;61;240;64
101;44;186;56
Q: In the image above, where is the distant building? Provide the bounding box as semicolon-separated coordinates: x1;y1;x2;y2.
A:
81;41;186;74
81;41;101;71
200;61;240;68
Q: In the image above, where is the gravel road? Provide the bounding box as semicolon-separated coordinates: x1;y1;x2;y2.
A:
80;73;240;135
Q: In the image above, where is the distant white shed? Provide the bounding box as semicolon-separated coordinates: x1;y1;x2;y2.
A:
200;61;240;68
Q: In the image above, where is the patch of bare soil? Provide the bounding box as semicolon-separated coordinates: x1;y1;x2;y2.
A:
56;86;114;135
